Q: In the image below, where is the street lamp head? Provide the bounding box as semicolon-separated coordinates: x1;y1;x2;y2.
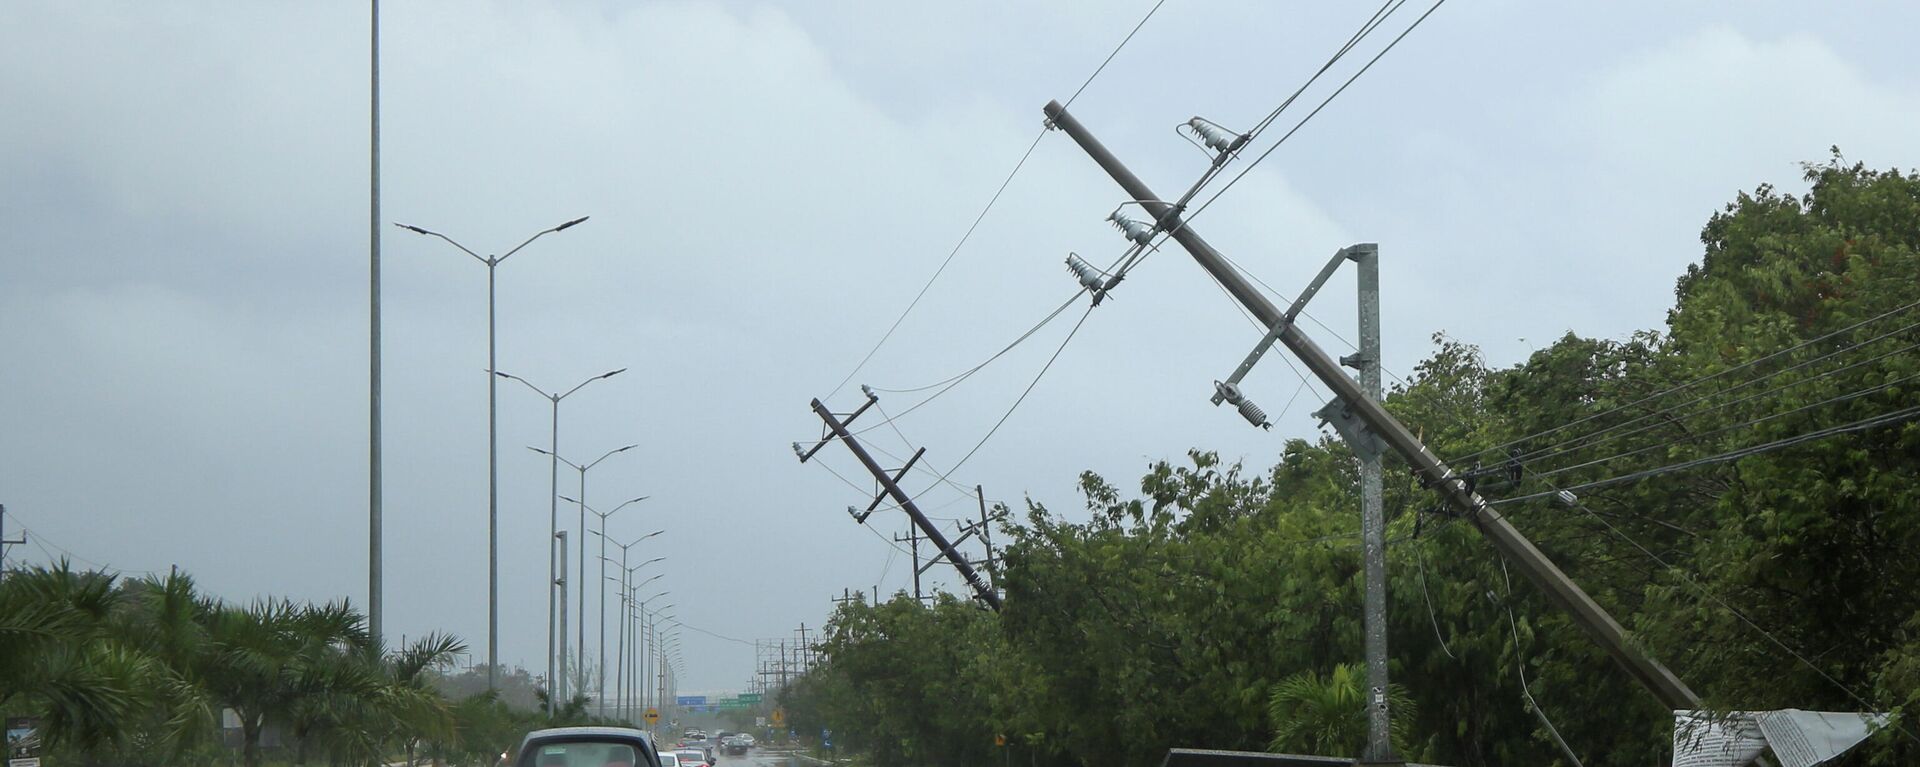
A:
599;367;627;380
639;529;665;542
394;222;432;235
531;446;556;457
553;216;590;232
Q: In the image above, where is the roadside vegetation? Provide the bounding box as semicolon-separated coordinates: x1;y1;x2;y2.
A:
779;157;1920;766
0;564;611;767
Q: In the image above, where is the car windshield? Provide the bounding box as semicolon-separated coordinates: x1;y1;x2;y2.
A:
674;750;706;764
522;740;641;767
659;755;678;767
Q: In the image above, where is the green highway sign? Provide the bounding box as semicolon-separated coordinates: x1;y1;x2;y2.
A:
737;692;763;703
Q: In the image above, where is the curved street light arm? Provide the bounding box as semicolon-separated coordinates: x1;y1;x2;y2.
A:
394;223;487;263
495;216;587;265
536;448;587;472
586;444;641;471
561;368;626;400
495;370;554;400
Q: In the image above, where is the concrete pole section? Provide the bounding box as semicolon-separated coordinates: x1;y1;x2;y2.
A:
1350;245;1397;765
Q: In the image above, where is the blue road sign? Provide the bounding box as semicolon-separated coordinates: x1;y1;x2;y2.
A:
676;696;706;706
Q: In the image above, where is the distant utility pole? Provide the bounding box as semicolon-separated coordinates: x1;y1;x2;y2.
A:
0;504;24;583
976;486;998;589
892;529;923;601
796;392;1002;609
1041;99;1701;720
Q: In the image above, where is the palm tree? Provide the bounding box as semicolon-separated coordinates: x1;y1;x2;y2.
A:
1266;663;1413;756
202;598;380;767
0;562;146;752
382;632;467;766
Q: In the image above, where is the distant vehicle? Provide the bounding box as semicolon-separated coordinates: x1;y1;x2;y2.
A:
677;735;715;763
673;749;711;767
660;755;680;767
738;735;756;748
722;738;748;756
513;726;661;767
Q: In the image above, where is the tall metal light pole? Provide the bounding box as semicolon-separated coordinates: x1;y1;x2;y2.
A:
579;494;649;698
499;367;625;712
535;446;639;689
367;0;384;649
394;215;588;690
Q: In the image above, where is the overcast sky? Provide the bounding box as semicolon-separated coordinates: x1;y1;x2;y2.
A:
3;1;1917;695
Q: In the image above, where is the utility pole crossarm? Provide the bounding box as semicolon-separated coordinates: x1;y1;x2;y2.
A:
1041;99;1701;711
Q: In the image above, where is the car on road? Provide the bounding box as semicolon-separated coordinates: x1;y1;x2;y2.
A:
672;749;711;767
659;755;679;767
721;737;748;756
675;736;716;763
513;726;661;767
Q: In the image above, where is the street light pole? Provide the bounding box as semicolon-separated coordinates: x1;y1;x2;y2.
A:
500;368;624;713
595;531;663;716
585;527;660;708
394;215;588;690
538;447;640;697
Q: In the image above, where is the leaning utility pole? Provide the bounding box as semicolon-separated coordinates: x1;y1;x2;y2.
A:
797;393;1003;609
1041;100;1700;715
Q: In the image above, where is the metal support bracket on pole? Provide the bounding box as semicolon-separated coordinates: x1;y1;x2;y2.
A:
1313;395;1386;460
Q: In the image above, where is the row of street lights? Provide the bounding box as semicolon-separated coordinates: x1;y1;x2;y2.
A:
395;218;672;717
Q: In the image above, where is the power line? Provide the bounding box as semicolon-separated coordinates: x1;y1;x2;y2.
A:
1494;558;1587;766
853;289;1087;433
1512;335;1920;472
1544;481;1920;745
1173;0;1449;232
825;0;1169;399
1459;299;1920;466
1526;369;1920;482
1494;403;1920;505
660;617;756;647
870;399;982;499
1086;1;1419;293
911;303;1099;502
